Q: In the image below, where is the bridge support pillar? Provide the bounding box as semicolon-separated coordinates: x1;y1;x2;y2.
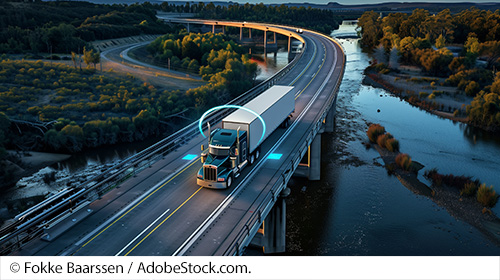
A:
187;23;190;33
250;189;290;254
324;107;335;133
240;27;243;41
251;196;286;254
308;133;321;181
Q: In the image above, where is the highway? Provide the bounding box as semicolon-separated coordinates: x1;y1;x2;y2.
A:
14;22;344;256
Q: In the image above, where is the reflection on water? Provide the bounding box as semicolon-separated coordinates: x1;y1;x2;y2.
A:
285;21;500;255
253;49;289;81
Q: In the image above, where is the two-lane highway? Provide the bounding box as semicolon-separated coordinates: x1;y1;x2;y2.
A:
16;22;344;256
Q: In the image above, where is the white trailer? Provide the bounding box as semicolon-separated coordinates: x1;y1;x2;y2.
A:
222;85;295;154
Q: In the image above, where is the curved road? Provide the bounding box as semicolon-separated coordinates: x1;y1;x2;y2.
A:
100;41;206;91
16;24;344;256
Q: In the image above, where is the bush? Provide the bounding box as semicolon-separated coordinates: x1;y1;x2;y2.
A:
419;92;429;98
460;181;478;196
376;133;393;148
395;153;412;171
477;184;498;208
385;138;399;152
367;123;385;143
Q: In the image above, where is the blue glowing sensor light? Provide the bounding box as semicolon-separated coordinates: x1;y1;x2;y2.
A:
182;154;197;160
268;153;283;160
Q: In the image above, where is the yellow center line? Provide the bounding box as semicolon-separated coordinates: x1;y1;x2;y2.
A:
74;159;199;254
124;186;203;256
295;43;326;100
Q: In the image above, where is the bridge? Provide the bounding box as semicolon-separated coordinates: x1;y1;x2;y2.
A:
1;18;345;256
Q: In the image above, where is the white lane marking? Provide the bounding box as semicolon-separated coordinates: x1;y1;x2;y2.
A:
115;208;170;256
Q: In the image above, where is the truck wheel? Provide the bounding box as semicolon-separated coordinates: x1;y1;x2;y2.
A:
249;153;255;165
282;118;290;128
255;149;260;159
226;175;233;188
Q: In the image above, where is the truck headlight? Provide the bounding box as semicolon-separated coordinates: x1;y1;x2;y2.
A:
217;178;225;182
197;174;203;179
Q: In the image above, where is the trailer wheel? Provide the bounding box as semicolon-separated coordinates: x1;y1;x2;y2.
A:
226;174;233;188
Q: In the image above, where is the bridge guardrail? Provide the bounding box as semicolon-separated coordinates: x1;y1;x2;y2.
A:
0;35;305;254
222;35;346;256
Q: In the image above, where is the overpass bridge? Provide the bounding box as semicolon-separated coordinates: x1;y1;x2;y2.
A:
2;19;345;256
160;17;306;58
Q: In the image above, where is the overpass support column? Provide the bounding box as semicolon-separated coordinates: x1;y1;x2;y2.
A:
308;133;321;181
264;30;267;54
187;23;190;33
249;28;252;39
212;24;215;33
288;36;291;57
324;107;335;133
262;196;286;254
240;27;243;40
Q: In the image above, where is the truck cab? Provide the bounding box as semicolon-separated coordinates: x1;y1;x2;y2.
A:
197;128;248;189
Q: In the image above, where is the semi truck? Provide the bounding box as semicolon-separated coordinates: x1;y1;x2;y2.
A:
197;85;295;189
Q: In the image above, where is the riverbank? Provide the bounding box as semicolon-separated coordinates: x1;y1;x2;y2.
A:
362;67;472;124
369;129;500;247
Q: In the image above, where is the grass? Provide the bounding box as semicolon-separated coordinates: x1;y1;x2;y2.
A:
395;153;412;171
460;181;478;196
367;124;385;143
477;184;499;208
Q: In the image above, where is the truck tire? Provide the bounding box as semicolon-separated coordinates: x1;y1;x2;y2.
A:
226;174;233;188
249;153;255;165
282;117;290;128
255;149;260;159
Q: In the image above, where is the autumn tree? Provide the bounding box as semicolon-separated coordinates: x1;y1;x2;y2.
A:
357;11;382;49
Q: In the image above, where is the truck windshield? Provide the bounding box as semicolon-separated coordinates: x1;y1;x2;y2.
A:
209;146;229;157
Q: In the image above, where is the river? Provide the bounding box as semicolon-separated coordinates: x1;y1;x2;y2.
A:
284;22;500;255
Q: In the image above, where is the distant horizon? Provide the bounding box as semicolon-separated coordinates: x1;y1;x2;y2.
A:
162;0;500;5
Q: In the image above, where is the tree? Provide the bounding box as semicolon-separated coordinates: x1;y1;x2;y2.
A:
481;40;500;68
435;34;446;49
0;112;10;158
83;46;100;69
357;11;382;48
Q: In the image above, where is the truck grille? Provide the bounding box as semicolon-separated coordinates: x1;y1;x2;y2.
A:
204;165;217;181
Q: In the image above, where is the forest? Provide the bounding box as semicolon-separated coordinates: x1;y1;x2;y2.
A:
357;8;500;131
159;2;341;35
0;1;172;54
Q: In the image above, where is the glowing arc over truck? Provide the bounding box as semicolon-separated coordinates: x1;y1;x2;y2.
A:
198;105;267;145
